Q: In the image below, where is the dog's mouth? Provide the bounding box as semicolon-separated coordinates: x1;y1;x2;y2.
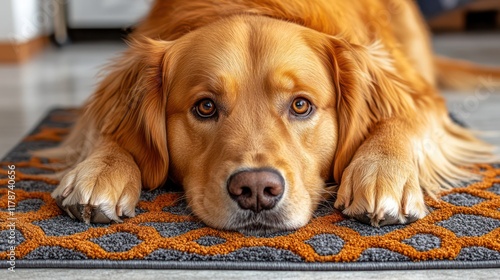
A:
225;209;295;235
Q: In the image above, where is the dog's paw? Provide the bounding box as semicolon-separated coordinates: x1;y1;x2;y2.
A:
334;156;428;227
52;154;141;224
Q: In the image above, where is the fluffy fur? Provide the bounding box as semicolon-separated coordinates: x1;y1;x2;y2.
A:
35;0;499;231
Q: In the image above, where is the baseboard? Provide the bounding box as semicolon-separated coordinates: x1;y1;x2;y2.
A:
67;28;131;42
0;36;49;64
429;0;500;32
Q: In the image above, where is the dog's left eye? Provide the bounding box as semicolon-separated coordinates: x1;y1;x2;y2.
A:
290;98;313;117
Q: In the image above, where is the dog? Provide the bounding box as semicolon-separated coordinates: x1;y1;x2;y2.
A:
35;0;500;233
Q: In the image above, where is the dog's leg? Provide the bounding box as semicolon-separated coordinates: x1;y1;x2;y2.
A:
51;138;142;223
334;117;428;227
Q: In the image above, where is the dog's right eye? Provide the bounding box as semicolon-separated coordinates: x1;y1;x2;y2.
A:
194;99;218;119
290;97;313;118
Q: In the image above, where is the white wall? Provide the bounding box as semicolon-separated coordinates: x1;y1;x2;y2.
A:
0;0;52;43
0;0;15;41
0;0;151;43
68;0;152;28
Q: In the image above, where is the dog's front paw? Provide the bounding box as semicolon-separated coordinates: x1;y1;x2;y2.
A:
52;153;141;224
334;156;428;227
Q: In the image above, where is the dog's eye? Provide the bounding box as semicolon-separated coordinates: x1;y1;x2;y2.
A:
194;99;217;118
290;98;313;117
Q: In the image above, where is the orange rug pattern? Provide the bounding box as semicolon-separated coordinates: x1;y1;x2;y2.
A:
1;109;499;270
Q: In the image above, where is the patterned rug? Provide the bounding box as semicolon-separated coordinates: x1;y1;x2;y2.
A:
1;109;500;270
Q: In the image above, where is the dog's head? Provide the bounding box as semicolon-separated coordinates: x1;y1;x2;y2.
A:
95;15;405;233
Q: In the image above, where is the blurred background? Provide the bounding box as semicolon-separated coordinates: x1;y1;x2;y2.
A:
0;0;499;157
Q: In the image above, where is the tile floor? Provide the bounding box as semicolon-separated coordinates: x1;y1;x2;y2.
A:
0;33;499;279
0;43;127;157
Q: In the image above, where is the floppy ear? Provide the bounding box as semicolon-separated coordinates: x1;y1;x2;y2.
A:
83;38;175;190
319;37;414;183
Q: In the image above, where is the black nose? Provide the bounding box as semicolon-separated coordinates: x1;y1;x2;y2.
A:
227;169;285;213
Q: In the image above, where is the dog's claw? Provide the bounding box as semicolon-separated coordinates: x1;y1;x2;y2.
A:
65;207;76;220
54;196;118;224
350;212;418;227
92;207;118;224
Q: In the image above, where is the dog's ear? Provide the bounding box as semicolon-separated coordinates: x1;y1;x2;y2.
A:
83;38;176;190
318;37;413;183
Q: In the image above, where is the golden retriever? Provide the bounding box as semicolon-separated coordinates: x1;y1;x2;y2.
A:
36;0;500;233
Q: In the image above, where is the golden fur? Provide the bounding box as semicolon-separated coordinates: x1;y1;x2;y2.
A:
36;0;499;231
